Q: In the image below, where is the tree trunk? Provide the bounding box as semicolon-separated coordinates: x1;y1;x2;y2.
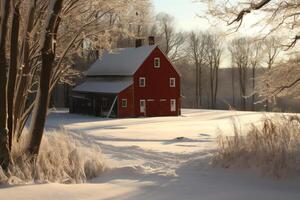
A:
251;66;255;111
199;64;202;107
238;65;247;111
0;0;11;169
7;1;20;150
265;99;269;111
209;63;213;108
231;67;235;107
28;0;63;157
265;63;271;111
240;67;247;111
195;62;199;108
14;0;36;139
213;65;219;109
243;67;247;110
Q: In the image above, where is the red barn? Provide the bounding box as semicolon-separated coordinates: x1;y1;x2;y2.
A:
71;39;181;118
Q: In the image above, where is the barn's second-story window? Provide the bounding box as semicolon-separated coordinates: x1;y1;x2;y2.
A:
154;58;160;68
139;77;146;87
170;78;176;87
122;99;127;108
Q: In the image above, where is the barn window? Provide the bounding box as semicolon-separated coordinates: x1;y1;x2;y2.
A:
170;99;176;112
140;100;146;113
170;78;176;87
139;77;146;87
121;99;127;108
154;58;160;68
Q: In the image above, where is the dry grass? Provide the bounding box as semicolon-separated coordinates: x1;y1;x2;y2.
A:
0;129;106;185
213;116;300;178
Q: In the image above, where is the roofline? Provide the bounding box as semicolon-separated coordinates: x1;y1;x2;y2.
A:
131;45;181;77
130;45;158;75
73;91;119;95
72;80;133;95
86;75;133;78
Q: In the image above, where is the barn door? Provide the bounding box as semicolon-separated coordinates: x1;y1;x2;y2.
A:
140;100;146;114
158;99;168;116
171;99;176;112
146;99;157;117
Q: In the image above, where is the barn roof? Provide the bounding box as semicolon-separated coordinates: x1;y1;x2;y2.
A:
86;45;157;76
73;77;133;94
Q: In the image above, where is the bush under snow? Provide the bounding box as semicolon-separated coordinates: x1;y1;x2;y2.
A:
213;116;300;178
0;130;106;185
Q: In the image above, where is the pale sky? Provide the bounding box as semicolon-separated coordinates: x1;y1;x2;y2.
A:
151;0;287;68
151;0;209;31
151;0;270;36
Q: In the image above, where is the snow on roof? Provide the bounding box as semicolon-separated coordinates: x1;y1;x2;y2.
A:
73;77;133;94
86;45;157;76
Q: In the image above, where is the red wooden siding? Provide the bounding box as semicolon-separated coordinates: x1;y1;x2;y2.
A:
133;47;181;117
118;85;135;118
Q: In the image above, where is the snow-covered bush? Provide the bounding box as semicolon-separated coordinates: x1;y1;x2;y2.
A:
0;130;106;185
213;116;300;178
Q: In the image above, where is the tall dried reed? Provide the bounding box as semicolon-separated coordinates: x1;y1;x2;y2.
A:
213;116;300;178
0;129;106;185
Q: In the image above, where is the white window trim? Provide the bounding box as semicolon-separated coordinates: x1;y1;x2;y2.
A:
140;99;146;113
139;77;146;87
170;99;176;112
170;78;176;87
154;57;160;68
121;99;127;108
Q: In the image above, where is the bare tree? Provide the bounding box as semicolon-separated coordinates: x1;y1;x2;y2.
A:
206;34;223;109
256;56;300;101
263;37;281;110
249;40;263;111
27;0;64;157
231;63;236;108
7;0;21;150
229;38;251;111
201;0;300;101
187;31;207;108
153;13;185;62
0;0;11;169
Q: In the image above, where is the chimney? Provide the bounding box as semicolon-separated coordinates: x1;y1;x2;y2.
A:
148;36;155;45
135;39;143;48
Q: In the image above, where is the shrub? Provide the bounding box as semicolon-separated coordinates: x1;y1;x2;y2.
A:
0;130;106;185
213;116;300;178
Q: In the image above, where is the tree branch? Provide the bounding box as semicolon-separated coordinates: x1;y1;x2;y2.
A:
272;77;300;96
228;0;271;25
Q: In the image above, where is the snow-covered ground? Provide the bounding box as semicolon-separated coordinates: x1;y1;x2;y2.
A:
1;109;300;200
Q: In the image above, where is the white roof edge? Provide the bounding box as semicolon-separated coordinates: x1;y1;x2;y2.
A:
73;78;133;94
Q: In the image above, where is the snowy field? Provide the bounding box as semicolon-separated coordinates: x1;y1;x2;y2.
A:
1;109;300;200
